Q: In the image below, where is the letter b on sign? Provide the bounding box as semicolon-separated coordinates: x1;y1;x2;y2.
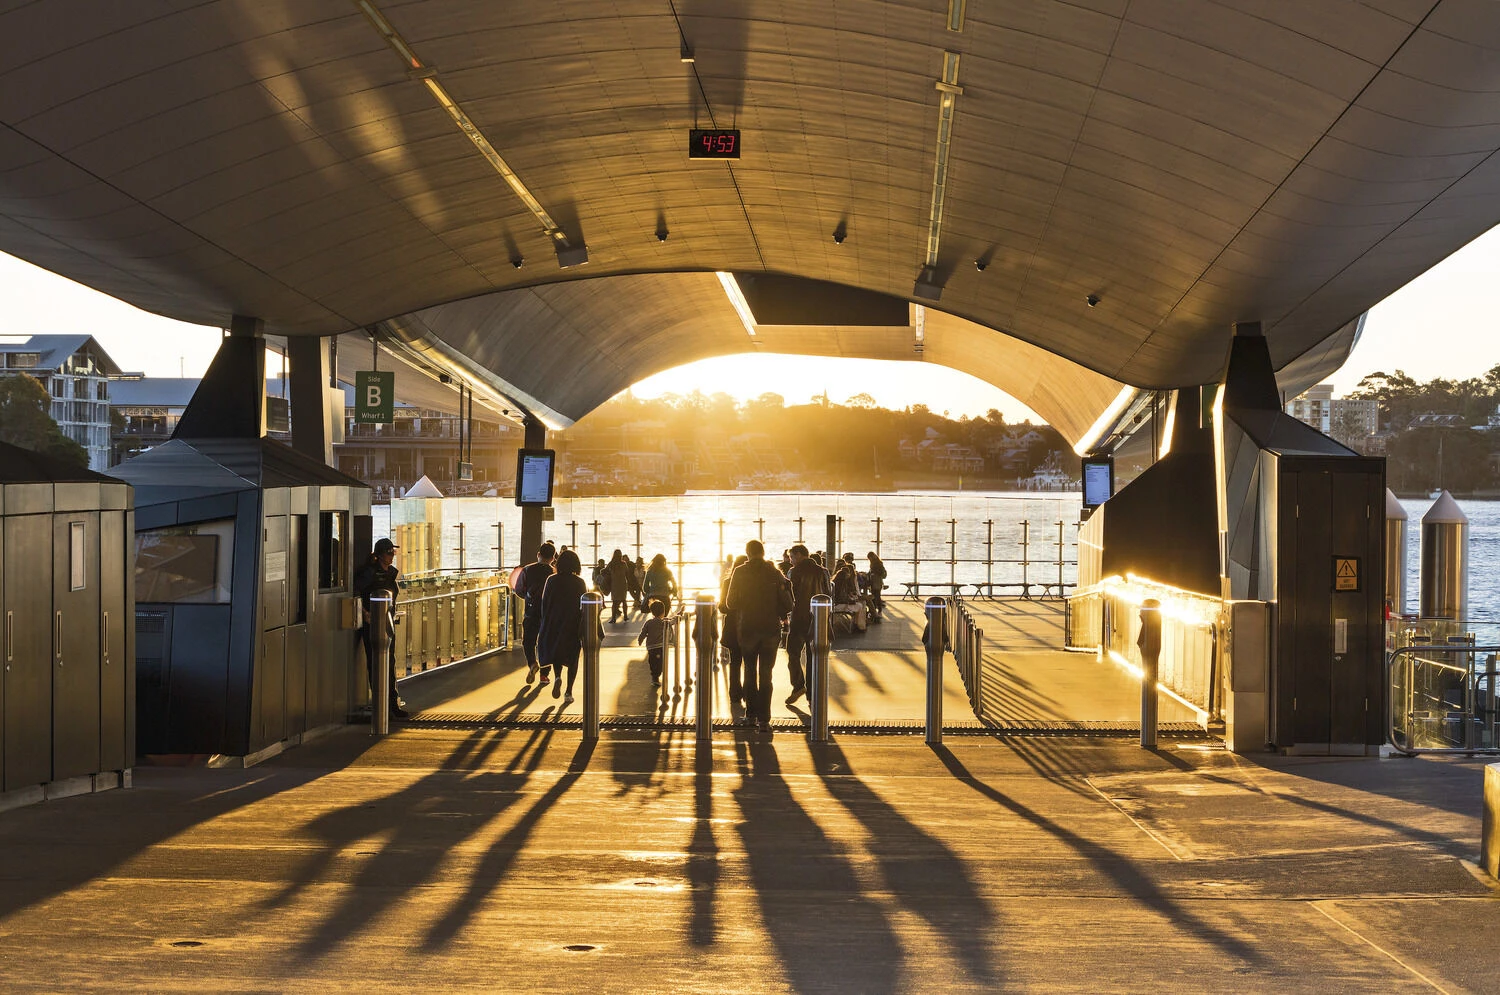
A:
355;370;395;424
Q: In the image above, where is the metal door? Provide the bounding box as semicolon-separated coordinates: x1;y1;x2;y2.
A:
53;513;101;781
4;515;52;790
99;511;127;772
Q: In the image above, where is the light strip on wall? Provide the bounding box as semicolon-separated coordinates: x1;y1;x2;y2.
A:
913;304;926;354
717;272;757;339
947;0;967;33
1073;385;1139;456
354;0;585;265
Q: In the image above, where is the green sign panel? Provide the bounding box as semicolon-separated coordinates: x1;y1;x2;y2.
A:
355;370;394;424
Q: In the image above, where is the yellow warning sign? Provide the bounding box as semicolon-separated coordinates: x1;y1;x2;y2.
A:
1334;557;1359;592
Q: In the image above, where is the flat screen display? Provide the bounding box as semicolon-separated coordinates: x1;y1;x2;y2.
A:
1082;457;1114;508
515;448;556;506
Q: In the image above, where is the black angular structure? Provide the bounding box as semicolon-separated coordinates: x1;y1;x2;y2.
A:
0;440;134;809
107;332;372;762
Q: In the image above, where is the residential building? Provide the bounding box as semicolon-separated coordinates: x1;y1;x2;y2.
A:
1285;383;1334;433
0;334;126;471
1285;384;1378;443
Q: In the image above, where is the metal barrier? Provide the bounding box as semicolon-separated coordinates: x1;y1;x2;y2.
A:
393;574;511;677
950;595;984;720
371;596;392;737
1387;642;1500;755
581;593;602;741
925;597;947;744
694;594;716;742
809;595;832;743
1065;578;1220;721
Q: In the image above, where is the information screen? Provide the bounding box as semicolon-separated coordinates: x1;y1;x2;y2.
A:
689;129;740;159
1082;458;1114;508
515;449;556;507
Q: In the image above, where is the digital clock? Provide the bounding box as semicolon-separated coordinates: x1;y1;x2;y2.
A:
689;129;740;159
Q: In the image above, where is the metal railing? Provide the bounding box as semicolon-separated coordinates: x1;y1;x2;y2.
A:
1387;641;1500;754
389;513;1082;599
950;595;985;720
1066;578;1221;721
392;573;512;677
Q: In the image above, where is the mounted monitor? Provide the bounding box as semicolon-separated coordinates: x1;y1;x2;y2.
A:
1082;456;1114;510
515;448;556;506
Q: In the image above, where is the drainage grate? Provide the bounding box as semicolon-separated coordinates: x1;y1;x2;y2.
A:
403;712;1211;738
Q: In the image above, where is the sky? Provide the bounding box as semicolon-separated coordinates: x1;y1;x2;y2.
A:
3;225;1499;421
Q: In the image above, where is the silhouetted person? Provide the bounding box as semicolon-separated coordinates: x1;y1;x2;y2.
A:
643;553;678;614
606;548;636;623
637;599;669;688
633;556;647;613
725;539;793;733
783;544;831;703
354;537;408;719
516;542;557;684
866;551;887;620
539;549;589;706
719;553;749;709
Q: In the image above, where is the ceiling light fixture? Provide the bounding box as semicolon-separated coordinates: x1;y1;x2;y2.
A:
354;0;587;268
913;304;926;355
947;0;967;32
916;52;963;301
717;272;758;340
680;40;695;63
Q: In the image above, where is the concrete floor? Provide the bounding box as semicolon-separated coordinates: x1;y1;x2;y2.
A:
1;729;1496;992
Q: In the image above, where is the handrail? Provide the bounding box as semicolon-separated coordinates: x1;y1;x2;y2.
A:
1386;643;1500;755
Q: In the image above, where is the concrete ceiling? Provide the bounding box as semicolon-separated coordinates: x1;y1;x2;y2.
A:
2;0;1497;435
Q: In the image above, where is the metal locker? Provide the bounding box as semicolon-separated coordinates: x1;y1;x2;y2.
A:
53;512;101;781
99;510;127;772
4;514;53;791
0;518;5;786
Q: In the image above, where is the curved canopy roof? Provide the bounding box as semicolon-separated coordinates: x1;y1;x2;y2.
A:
2;1;1497;432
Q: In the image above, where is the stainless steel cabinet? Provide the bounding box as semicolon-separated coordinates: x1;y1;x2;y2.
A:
4;514;53;791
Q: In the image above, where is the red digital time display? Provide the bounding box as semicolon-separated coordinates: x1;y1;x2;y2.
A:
689;129;740;159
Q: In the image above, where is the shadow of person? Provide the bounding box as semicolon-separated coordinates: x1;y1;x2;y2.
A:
273;726;559;961
421;737;594;949
817;741;999;986
929;743;1263;967
613;654;660;718
732;738;903;995
687;746;718;947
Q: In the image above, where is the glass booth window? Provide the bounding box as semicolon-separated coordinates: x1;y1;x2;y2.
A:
135;519;235;603
319;511;347;590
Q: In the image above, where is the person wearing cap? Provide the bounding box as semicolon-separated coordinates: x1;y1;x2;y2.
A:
355;536;409;719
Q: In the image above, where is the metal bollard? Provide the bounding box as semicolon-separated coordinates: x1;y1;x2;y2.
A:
974;626;984;719
581;592;602;741
1138;599;1161;749
371;596;393;736
925;596;947;744
695;594;717;743
809;595;832;744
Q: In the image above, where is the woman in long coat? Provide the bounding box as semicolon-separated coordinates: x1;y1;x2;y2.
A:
538;549;589;704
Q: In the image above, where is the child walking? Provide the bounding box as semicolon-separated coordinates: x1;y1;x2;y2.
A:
637;599;669;688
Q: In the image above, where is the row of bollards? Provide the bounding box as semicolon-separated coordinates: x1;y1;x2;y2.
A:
950;597;985;720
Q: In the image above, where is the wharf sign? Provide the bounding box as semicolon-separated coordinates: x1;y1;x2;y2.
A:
355;371;394;424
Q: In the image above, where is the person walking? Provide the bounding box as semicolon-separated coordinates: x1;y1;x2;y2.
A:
724;539;793;732
633;555;647;614
642;553;678;616
783;544;831;703
354;537;409;719
719;553;749;708
515;542;557;684
606;548;636;623
637;599;669;688
538;549;589;705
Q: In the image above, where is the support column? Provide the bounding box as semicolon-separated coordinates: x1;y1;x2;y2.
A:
519;415;546;564
288;336;336;465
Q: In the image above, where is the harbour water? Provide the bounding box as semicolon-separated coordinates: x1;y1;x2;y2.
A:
373;492;1500;623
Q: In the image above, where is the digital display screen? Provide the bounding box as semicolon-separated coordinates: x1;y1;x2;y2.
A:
515;449;556;506
689;129;740;159
1082;458;1114;508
